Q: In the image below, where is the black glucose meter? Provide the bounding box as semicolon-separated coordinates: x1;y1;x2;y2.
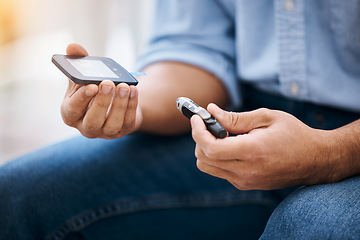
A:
52;54;138;86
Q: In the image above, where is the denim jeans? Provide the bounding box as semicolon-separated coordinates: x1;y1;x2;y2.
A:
1;84;359;240
1;134;292;240
260;175;360;239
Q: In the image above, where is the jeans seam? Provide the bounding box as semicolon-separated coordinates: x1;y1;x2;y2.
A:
46;191;277;240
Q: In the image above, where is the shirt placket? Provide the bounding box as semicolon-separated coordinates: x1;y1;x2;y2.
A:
275;0;308;98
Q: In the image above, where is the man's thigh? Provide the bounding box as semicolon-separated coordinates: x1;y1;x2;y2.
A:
260;175;360;239
0;133;289;240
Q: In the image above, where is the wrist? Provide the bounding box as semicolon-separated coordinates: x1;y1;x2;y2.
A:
320;125;360;183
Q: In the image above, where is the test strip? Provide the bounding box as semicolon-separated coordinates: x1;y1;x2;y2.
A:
130;72;147;76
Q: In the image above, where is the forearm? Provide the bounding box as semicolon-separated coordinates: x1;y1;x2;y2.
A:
326;119;360;182
137;61;229;135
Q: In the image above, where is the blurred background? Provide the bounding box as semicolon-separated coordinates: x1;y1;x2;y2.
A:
0;0;153;164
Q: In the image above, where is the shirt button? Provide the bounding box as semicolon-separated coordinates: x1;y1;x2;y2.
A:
290;82;300;95
284;0;295;11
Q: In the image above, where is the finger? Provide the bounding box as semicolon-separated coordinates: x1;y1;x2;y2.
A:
228;180;251;191
64;80;82;98
65;43;89;94
82;80;115;133
66;43;89;56
122;86;138;131
195;141;250;176
191;115;248;160
199;156;245;173
207;104;274;134
193;125;256;161
197;160;253;190
61;84;98;126
102;83;130;137
196;160;239;181
191;114;216;142
191;114;227;159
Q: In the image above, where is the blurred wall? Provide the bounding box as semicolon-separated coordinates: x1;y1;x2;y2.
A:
0;0;16;45
0;0;153;163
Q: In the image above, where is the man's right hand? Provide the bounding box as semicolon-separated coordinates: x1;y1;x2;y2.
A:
60;43;143;139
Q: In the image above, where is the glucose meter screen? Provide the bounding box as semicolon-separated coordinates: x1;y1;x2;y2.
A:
67;59;119;78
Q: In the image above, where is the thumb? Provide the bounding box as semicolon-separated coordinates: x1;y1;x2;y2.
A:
64;43;90;94
207;104;273;134
66;43;89;56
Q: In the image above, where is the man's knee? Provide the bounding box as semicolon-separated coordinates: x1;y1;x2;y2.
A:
260;176;360;239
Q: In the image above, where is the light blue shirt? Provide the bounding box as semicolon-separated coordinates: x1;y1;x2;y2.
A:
136;0;360;112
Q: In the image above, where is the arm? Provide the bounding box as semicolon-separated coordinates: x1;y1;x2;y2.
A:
191;104;360;190
61;44;229;138
62;0;236;138
137;61;229;134
327;119;360;182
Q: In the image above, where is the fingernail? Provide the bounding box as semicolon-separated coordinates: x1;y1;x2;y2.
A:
216;106;224;117
85;89;92;97
190;115;199;125
119;87;129;97
101;85;113;94
209;103;223;117
130;88;136;98
190;115;196;126
85;89;94;97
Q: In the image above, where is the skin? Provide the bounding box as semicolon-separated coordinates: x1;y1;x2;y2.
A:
61;43;228;139
62;43;360;191
191;104;360;190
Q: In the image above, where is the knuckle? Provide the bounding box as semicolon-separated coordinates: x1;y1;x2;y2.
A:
257;107;270;113
122;119;135;130
66;106;80;117
194;147;202;159
247;142;267;162
234;179;251;190
93;99;111;108
61;107;77;127
62;117;76;127
80;130;97;139
204;148;217;159
239;170;261;189
103;127;120;137
203;144;219;159
228;112;241;128
118;101;128;109
62;102;81;118
234;184;251;191
83;121;101;133
127;96;138;109
194;145;208;160
191;127;201;139
196;160;206;172
257;108;274;122
229;180;246;191
244;169;259;180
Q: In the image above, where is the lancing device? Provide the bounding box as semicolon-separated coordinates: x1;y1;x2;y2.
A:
176;97;228;139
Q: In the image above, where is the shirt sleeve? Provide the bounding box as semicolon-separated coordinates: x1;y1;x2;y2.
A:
135;0;240;107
